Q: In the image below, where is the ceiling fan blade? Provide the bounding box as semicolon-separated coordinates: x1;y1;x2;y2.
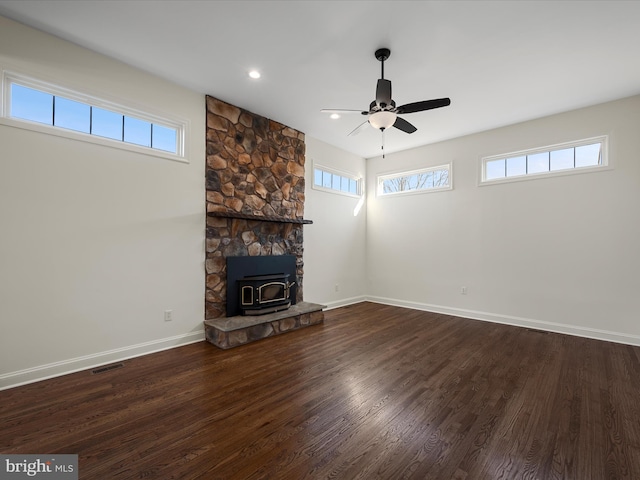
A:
347;120;370;137
376;79;392;108
321;109;367;114
396;98;451;114
393;116;417;134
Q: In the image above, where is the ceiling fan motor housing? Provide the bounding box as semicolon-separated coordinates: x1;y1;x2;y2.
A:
368;99;396;113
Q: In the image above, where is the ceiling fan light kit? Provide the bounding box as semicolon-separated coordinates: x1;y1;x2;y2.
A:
322;47;451;157
369;111;397;130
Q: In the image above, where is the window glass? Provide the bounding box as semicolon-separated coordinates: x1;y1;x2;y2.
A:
92;107;123;140
435;168;449;186
349;178;357;194
322;171;332;189
10;84;52;124
575;143;601;167
382;178;396;193
55;96;90;134
423;172;435;188
550;148;574;171
486;159;506;180
152;124;177;153
527;152;549;174
331;173;341;191
123;116;151;147
506;156;527;177
340;176;349;193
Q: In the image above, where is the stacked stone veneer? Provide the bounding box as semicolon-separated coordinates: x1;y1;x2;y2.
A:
205;96;307;320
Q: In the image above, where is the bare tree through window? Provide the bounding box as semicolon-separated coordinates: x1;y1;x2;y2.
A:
380;167;450;195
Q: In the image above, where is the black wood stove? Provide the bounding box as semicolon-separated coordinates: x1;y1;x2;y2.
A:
237;273;295;315
226;255;298;317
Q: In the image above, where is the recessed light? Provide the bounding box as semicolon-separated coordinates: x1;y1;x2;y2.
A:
248;70;261;79
330;113;340;119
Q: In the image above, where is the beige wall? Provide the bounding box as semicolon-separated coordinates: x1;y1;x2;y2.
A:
304;137;368;308
366;95;640;345
0;16;206;388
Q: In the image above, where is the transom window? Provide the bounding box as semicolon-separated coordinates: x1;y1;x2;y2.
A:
377;164;452;196
481;136;607;184
313;165;362;197
2;70;185;159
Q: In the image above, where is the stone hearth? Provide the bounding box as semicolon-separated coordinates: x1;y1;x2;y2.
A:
204;302;325;349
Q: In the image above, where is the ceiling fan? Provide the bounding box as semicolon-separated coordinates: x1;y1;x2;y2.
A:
322;48;451;156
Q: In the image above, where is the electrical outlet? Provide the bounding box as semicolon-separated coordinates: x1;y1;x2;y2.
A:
164;310;173;322
460;286;467;295
335;284;339;292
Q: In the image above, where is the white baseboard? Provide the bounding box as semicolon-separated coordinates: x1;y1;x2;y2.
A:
0;331;205;391
365;296;640;347
320;295;367;311
5;297;637;390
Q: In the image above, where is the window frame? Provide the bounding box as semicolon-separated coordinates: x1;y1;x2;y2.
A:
377;163;453;197
312;163;363;198
1;68;188;163
479;136;609;186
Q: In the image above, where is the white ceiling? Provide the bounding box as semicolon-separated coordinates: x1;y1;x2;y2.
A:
1;0;639;159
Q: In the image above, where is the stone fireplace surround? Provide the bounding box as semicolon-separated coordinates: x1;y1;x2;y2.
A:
203;96;324;348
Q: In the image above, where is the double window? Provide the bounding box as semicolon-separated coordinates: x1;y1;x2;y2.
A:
377;164;452;196
2;70;186;159
481;136;607;184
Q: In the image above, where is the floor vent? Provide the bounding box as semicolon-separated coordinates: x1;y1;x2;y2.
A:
526;328;550;335
92;363;124;374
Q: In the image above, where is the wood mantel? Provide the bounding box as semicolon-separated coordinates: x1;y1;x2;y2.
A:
207;210;313;224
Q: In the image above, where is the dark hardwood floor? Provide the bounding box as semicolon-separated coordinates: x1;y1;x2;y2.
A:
2;302;640;479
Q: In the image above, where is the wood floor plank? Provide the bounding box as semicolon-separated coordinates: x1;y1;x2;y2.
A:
2;302;640;479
